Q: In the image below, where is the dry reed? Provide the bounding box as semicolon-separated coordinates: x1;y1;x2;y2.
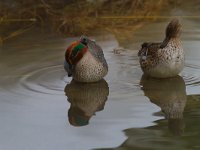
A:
0;0;169;44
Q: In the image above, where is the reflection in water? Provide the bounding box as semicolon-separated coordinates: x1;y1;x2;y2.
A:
64;79;109;127
97;78;200;150
140;75;187;135
96;95;200;150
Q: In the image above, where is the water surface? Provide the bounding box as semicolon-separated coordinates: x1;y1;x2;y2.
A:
0;10;200;150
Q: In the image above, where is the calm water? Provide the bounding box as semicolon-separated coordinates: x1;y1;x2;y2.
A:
1;12;200;150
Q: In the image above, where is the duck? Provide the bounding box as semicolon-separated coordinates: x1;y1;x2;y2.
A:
64;36;108;83
138;18;184;78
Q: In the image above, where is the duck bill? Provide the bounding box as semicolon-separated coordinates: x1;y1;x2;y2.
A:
160;38;169;49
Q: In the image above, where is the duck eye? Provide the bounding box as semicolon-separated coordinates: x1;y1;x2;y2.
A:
82;39;87;45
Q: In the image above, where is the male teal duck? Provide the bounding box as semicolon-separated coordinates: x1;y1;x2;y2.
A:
64;36;108;83
138;19;184;78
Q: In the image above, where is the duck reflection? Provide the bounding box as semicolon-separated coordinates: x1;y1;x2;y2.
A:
64;79;109;127
140;75;187;135
95;94;200;150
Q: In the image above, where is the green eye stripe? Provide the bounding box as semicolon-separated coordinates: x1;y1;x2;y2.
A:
72;43;85;55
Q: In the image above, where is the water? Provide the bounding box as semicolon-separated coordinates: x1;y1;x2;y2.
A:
1;11;200;150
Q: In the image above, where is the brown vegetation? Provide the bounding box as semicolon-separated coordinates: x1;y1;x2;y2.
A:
0;0;169;44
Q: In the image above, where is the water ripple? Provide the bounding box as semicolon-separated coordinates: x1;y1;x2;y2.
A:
18;65;70;95
182;63;200;87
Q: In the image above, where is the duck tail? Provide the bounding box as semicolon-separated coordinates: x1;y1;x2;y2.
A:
160;19;182;48
165;18;182;39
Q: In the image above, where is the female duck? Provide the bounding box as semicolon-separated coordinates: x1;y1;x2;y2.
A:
138;19;184;78
64;36;108;83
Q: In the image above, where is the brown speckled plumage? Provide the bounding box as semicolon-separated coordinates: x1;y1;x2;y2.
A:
138;19;184;78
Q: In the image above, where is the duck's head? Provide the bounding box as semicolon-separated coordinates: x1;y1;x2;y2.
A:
160;19;182;48
166;18;182;39
68;106;90;127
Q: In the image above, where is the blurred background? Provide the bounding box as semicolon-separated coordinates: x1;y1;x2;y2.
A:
2;0;199;45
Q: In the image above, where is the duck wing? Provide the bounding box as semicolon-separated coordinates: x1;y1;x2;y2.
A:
138;42;162;69
87;40;108;69
138;42;161;58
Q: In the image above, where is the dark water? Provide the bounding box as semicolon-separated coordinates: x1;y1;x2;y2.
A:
1;8;200;150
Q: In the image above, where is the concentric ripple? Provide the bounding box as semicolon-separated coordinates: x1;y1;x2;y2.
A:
182;73;200;86
9;60;200;97
182;62;200;87
18;65;70;95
